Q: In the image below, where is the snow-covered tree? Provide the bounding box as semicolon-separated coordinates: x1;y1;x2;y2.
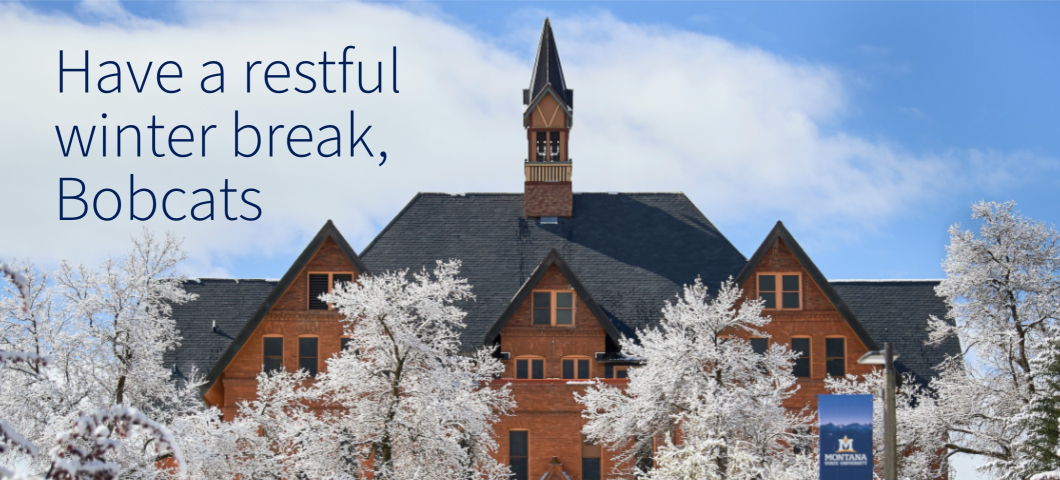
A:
0;232;195;479
826;371;948;479
167;369;327;480
924;201;1060;479
1020;334;1060;478
311;260;515;480
576;278;814;480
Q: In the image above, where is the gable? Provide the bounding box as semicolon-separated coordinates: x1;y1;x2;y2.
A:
734;222;878;351
200;220;369;399
272;237;361;311
524;87;571;128
503;265;603;331
485;250;622;345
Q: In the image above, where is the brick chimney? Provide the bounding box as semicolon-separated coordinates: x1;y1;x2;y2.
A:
523;18;573;218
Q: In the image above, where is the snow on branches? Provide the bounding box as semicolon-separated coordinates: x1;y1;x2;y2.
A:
314;260;515;480
923;201;1060;479
0;266;29;314
576;278;814;480
0;230;193;480
47;406;184;480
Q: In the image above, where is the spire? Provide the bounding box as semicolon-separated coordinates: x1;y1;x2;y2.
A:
525;18;573;108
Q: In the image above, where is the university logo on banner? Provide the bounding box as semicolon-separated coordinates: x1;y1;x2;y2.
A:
818;394;873;480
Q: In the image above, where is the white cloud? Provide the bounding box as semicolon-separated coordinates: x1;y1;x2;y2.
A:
0;2;1050;276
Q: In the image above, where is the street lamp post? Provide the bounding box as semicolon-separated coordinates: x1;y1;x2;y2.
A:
857;342;898;480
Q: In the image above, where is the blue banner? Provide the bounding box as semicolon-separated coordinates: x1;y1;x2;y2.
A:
818;394;873;480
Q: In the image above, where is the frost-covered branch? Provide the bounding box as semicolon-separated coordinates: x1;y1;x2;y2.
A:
577;278;814;479
46;406;184;480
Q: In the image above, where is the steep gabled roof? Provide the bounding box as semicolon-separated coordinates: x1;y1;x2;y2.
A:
830;280;960;386
165;278;277;382
526;18;573;109
734;221;879;351
198;220;368;395
484;249;623;344
360;193;747;351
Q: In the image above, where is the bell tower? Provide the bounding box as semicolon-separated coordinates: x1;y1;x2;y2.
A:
523;18;574;218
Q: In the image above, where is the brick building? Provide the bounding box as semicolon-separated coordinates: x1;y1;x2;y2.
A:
164;19;960;480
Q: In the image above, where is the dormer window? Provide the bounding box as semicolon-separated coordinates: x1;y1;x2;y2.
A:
308;272;354;310
758;273;801;310
532;290;574;326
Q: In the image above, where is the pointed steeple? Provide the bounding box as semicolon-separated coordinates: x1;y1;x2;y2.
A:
524;18;573;109
522;18;573;219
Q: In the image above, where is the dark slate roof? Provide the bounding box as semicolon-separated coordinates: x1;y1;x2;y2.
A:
359;193;748;351
527;18;573;108
830;280;961;385
165;278;277;381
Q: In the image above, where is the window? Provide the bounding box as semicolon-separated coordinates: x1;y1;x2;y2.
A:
263;337;283;373
308;272;354;310
635;437;654;473
536;132;547;162
340;337;360;357
582;435;601;480
562;357;591;379
758;273;801;310
605;364;630;379
510;430;528;480
549;132;561;162
516;357;545;379
299;337;318;376
826;338;845;377
791;338;811;378
792;426;812;454
531;290;575;326
751;338;769;373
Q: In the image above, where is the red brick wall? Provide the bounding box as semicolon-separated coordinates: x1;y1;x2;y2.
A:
205;237;359;419
525;182;573;218
494;265;621;479
735;238;877;410
206;237;885;477
493;381;627;480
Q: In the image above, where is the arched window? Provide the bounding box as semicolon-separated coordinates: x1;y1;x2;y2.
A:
514;356;545;379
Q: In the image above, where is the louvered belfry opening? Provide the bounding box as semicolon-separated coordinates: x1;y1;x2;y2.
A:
523;18;574;218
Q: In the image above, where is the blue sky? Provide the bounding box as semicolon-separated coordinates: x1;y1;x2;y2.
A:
4;0;1060;282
